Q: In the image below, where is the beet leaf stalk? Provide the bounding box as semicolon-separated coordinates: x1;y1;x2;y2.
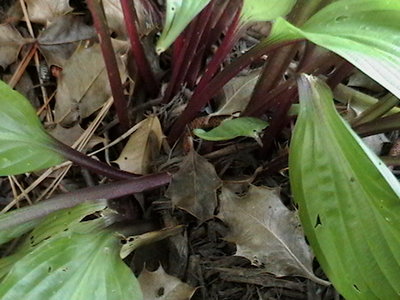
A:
120;0;159;97
0;172;171;231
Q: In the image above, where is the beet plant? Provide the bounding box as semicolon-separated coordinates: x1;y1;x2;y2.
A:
0;0;400;299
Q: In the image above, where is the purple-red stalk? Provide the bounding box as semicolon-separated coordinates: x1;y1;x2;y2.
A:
120;0;159;97
0;172;171;231
53;139;138;180
195;4;243;93
162;19;197;103
171;1;216;95
86;0;130;132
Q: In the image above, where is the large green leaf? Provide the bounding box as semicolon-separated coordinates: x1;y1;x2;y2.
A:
0;205;142;300
0;200;107;246
289;75;400;299
0;80;64;175
156;0;210;54
241;0;297;24
268;0;400;99
0;201;107;278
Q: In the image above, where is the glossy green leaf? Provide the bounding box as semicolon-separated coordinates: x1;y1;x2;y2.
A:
0;80;64;175
241;0;297;24
289;75;400;299
193;117;268;141
156;0;210;54
0;206;142;300
268;0;400;99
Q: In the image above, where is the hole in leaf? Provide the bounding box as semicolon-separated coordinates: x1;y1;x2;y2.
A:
157;287;165;297
120;239;127;245
314;215;322;228
335;15;349;22
350;177;355;183
48;266;52;273
353;284;361;292
128;237;135;242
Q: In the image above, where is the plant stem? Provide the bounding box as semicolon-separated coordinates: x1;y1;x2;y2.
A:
173;1;216;94
120;0;159;97
194;4;243;93
162;19;197;103
0;172;171;231
53;139;138;180
86;0;130;132
168;39;303;143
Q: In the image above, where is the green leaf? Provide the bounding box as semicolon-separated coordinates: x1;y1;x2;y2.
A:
156;0;210;54
0;80;64;175
268;0;400;98
241;0;297;24
0;208;142;300
193;117;268;141
289;75;400;299
0;201;108;278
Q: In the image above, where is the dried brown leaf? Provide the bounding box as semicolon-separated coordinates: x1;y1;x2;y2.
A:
166;149;221;221
113;116;164;174
212;70;260;116
38;16;96;67
138;266;196;300
218;184;327;284
48;124;104;150
54;41;127;126
103;0;159;38
25;0;72;24
0;24;25;68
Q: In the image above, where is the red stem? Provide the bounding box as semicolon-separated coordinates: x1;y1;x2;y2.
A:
120;0;159;97
195;5;243;93
173;1;216;94
86;0;130;132
162;19;197;103
168;38;303;143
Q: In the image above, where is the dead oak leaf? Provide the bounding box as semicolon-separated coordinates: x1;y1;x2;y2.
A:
38;15;96;67
166;149;221;221
54;41;128;126
113;116;164;174
218;184;328;285
25;0;72;24
103;0;159;38
138;266;196;300
0;24;26;68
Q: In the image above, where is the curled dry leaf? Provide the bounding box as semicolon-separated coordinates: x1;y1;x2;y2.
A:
113;116;164;174
38;15;96;67
138;266;196;300
212;69;261;116
0;24;25;69
218;184;328;285
166;149;221;221
54;41;128;126
48;124;104;150
25;0;73;24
